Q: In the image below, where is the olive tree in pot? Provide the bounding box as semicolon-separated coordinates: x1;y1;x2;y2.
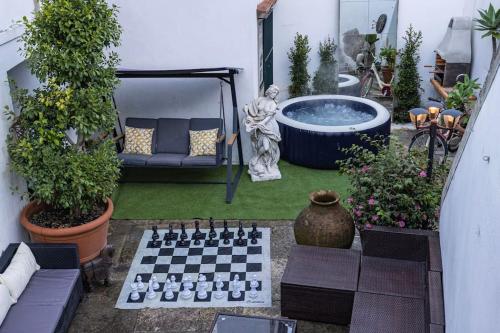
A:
338;136;449;261
6;0;121;264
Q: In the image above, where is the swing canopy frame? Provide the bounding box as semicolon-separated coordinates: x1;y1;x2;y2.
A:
114;67;244;204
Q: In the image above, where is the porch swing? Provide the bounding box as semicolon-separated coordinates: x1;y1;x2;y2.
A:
112;67;244;203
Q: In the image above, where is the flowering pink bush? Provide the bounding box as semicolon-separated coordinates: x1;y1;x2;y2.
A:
338;136;449;230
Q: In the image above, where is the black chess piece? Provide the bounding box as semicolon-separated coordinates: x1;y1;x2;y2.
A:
237;234;244;246
165;233;172;246
251;223;258;237
251;231;258;245
193;232;201;246
209;220;217;239
237;221;245;237
223;231;230;245
180;223;187;240
223;220;229;234
152;226;160;247
179;237;186;247
168;224;174;238
194;220;202;239
207;234;214;246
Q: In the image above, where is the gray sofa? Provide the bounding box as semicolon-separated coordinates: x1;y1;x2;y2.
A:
0;243;83;333
118;117;225;168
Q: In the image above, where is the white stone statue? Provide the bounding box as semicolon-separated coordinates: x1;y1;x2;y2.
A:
243;84;282;182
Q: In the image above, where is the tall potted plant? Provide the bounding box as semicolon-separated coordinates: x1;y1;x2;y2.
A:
379;46;397;83
288;33;311;98
6;0;121;264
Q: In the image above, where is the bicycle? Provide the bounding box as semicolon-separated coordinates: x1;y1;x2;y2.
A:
356;50;393;98
408;99;464;164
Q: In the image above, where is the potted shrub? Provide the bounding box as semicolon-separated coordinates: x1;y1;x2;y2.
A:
6;0;121;264
338;137;449;261
379;46;397;83
288;33;311;98
446;74;481;130
312;37;339;95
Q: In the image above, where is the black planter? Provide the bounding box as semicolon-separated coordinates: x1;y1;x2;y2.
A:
360;225;439;262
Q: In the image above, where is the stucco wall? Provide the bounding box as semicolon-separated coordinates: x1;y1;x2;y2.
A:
108;0;260;162
272;0;340;100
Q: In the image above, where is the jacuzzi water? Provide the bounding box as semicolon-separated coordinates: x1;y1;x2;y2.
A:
284;103;376;126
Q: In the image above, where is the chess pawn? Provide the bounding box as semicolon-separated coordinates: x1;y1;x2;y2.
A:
164;280;174;300
130;283;140;301
181;283;192;299
136;275;144;290
152;275;160;290
170;275;178;289
146;279;156;300
198;274;208;289
214;283;224;299
184;276;193;290
197;283;208;300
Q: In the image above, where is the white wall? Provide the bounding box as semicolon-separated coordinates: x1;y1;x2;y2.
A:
273;0;340;100
440;67;500;332
108;0;261;161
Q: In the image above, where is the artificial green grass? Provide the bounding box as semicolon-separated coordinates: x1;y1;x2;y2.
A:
112;161;350;220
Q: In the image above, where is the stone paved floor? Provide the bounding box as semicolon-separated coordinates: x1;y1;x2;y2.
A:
69;220;359;333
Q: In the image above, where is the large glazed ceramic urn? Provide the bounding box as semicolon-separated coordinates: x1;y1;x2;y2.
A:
20;198;113;264
294;190;354;248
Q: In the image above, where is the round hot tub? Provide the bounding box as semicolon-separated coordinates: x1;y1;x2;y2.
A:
277;95;391;169
338;74;360;96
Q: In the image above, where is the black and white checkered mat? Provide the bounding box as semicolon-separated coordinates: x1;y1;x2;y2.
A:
115;227;271;309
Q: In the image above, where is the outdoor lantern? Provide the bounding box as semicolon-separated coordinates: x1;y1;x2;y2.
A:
428;106;440;120
441;108;463;128
409;108;428;127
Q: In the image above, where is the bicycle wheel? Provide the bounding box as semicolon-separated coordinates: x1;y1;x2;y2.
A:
360;73;374;98
408;130;448;164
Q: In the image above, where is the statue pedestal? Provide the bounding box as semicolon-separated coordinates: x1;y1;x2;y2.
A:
250;169;281;182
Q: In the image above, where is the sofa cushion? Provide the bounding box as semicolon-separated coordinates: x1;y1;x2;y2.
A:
0;242;40;302
0;285;13;326
125;118;158;153
18;269;80;307
123;126;154;155
157;118;190;154
190;118;222;132
146;153;185;167
189;128;218;156
182;155;219;167
0;303;64;333
118;153;151;166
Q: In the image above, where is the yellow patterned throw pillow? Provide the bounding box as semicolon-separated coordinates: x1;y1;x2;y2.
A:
189;128;218;156
123;126;154;155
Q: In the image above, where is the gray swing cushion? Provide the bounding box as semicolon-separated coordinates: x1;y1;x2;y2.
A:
118;153;151;166
156;118;190;154
147;153;185;167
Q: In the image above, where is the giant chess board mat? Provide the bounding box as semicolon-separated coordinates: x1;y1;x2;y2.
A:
116;227;272;309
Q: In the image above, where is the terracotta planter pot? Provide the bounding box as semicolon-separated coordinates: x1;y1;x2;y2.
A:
20;198;113;264
294;190;355;249
360;225;438;262
381;67;393;84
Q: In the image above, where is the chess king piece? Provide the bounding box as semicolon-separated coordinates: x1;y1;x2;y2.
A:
170;275;178;289
130;283;140;301
164;280;174;300
243;84;282;182
152;226;160;246
146;279;156;300
136;275;144;290
152;275;160;290
181;283;192;299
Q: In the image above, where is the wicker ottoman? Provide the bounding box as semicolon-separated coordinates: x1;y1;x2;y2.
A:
280;245;360;325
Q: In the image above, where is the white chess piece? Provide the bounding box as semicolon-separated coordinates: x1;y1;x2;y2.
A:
214;283;224;300
152;275;160;290
170;276;178;289
232;274;241;289
197;282;208;300
249;275;259;299
198;274;208;290
180;282;192;299
146;279;156;300
130;283;140;301
216;274;223;289
232;282;241;299
136;275;144;290
184;276;193;290
164;280;174;300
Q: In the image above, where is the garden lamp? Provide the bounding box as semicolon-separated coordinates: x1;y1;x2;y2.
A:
428;106;440;120
409;108;428;127
441;108;463;128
